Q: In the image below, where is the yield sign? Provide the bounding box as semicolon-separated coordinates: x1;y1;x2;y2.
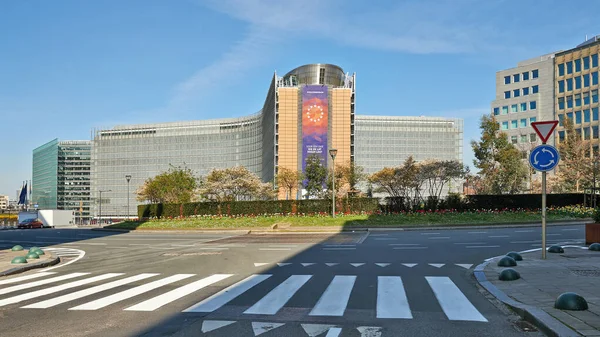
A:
531;121;558;144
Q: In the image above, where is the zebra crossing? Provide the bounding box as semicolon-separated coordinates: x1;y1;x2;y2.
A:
0;271;488;323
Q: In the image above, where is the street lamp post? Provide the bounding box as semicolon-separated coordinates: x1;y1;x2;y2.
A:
125;175;132;221
98;189;111;225
329;149;338;218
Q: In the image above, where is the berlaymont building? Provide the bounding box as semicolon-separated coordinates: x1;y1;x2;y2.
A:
34;64;464;220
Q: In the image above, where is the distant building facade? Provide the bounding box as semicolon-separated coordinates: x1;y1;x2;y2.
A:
32;139;92;223
27;64;463;219
0;195;8;210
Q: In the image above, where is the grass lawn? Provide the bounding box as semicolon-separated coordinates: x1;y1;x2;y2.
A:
107;211;589;230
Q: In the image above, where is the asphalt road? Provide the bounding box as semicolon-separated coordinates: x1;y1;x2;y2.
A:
0;223;586;337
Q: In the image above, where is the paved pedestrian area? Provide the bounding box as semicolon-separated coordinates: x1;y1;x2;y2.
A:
485;247;600;336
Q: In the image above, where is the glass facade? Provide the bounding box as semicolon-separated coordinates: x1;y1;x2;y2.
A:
32;139;91;222
32;139;59;209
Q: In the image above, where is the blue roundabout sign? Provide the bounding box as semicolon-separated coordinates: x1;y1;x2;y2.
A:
529;144;560;172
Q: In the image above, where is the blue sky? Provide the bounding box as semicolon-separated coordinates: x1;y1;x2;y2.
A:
0;0;598;197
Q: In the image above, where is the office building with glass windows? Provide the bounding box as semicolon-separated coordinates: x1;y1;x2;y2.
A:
32;139;92;223
554;36;600;154
491;52;558;156
86;64;463;218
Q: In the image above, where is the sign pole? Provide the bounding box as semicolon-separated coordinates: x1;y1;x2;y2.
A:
542;171;547;259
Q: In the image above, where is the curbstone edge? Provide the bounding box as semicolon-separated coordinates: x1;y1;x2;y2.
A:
0;253;60;277
474;259;581;337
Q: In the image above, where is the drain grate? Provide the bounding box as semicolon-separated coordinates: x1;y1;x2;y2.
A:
571;269;600;277
513;320;538;332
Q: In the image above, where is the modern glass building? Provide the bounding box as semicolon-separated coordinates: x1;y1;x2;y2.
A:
80;63;463;218
32;139;92;223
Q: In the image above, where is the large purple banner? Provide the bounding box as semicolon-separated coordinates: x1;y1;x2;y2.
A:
302;85;328;173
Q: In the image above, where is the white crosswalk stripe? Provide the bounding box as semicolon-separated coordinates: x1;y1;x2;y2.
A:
1;272;490;322
125;274;233;311
22;273;159;309
309;275;356;316
184;274;272;313
0;273;122;307
69;274;195;311
426;276;487;322
244;275;312;315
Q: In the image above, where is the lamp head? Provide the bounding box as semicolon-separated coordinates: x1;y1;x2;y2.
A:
329;149;338;160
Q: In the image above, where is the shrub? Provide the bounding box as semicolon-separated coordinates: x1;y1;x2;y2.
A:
593;208;600;223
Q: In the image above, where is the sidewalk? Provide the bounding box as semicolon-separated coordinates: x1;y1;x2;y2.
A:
478;247;600;337
0;247;59;277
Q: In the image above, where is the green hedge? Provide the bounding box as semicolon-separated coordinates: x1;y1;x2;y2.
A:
137;198;380;219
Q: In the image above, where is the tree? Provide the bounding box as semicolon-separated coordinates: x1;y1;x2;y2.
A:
201;166;274;201
420;160;469;199
471;115;528;194
326;164;346;199
136;165;199;203
556;117;592;192
339;161;366;196
303;154;328;198
276;167;303;200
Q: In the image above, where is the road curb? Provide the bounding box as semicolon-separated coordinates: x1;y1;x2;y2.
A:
0;253;60;277
474;258;580;337
89;219;589;234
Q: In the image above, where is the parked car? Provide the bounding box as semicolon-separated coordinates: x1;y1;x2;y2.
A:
17;218;44;229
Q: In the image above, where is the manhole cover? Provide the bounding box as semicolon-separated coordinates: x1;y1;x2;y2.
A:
571;269;600;277
513;320;538;332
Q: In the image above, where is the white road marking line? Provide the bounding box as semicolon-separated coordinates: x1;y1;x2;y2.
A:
465;245;500;248
129;244;150;246
468;231;487;234
454;242;486;245
0;273;89;295
254;263;269;267
428;237;450;240
259;248;292;251
326;327;343;337
107;246;129;249
0;274;121;307
369;234;389;237
375;263;390;267
510;240;539;244
547;234;562;236
81;243;107;246
377;276;411;319
269;245;298;248
350;263;365;267
426;276;487;322
252;322;285;336
276;263;291;267
154;247;176;250
171;244;195;247
428;264;445;268
244;275;312;315
374;238;397;241
357;326;382;337
388;243;420;246
420;232;440;235
125;274;233;311
42;248;86;271
199;247;229;250
302;324;336;337
402;263;417;268
310;275;356;316
201;320;236;333
323;248;356;250
0;272;57;286
323;245;355;247
393;247;427;250
325;263;339;267
456;264;473;269
184;274;272;313
562;228;581;231
515;230;534;233
23;274;159;308
301;263;315;267
69;274;195;310
488;235;509;238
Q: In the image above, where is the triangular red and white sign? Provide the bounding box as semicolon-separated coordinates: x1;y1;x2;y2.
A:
531;121;558;143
